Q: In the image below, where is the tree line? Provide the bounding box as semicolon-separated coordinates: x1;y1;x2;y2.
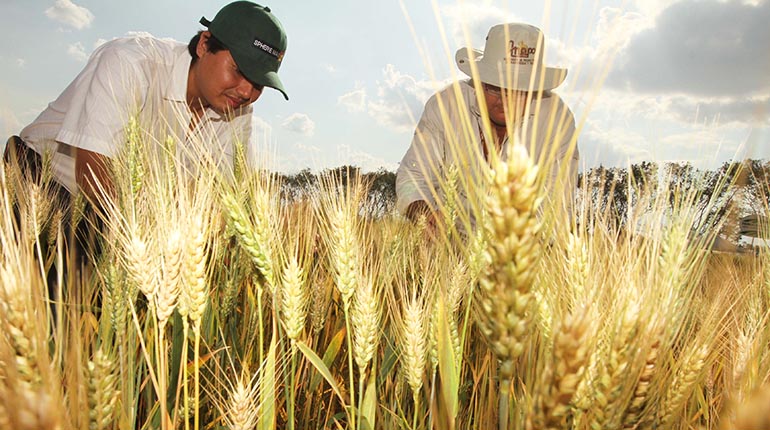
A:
277;160;769;244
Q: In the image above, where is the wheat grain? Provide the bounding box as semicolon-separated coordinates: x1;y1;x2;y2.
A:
281;255;308;343
659;343;710;427
329;206;360;307
352;274;380;372
221;190;277;292
156;228;183;326
400;294;428;397
224;375;259;430
125;228;157;300
476;143;542;380
530;308;591;430
621;336;660;429
88;348;119;430
588;303;640;429
184;214;209;323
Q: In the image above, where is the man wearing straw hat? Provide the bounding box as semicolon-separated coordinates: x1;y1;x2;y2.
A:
4;1;288;200
396;23;579;231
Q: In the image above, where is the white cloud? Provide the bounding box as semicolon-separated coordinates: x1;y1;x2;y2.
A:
630;0;685;18
282;113;315;136
609;0;770;97
15;58;26;68
440;3;519;49
45;0;94;30
338;88;367;112
580;119;655;167
366;64;445;133
336;144;398;172
250;115;273;143
67;42;88;62
666;95;770;126
322;63;337;74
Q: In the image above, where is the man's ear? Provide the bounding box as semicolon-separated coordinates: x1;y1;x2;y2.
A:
196;31;211;58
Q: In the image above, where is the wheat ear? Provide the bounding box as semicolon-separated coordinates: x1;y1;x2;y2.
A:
280;255;308;344
88;348;119;430
622;335;661;429
330;206;359;308
476;143;542;380
352;274;380;372
530;308;591;430
156;228;183;327
183;213;209;324
589;304;640;429
659;343;710;427
222;190;277;292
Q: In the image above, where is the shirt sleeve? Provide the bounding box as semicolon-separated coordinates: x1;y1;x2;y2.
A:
55;43;146;157
395;93;447;214
546;96;579;215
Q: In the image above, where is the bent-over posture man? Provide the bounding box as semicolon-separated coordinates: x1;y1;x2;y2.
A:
6;1;288;200
396;23;579;232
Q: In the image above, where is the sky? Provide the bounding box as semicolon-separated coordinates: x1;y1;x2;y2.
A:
0;0;768;174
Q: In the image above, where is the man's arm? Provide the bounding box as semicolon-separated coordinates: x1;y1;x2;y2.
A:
395;93;446;218
75;148;114;201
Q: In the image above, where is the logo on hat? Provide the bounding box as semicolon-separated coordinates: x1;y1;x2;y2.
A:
509;40;536;65
253;38;283;61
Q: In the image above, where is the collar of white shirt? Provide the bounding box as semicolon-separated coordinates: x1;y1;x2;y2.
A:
164;46;226;122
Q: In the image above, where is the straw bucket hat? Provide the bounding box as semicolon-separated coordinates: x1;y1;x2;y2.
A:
455;23;567;91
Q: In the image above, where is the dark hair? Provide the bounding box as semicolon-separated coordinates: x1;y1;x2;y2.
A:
188;31;227;62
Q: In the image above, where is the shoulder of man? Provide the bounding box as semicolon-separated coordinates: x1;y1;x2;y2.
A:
92;34;183;64
421;79;475;117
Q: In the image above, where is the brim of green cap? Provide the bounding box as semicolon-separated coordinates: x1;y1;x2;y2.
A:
230;46;289;101
257;71;288;101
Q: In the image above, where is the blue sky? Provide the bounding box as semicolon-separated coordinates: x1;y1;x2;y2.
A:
1;0;768;173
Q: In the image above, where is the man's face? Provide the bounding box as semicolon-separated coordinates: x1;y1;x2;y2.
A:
193;32;264;114
482;83;527;128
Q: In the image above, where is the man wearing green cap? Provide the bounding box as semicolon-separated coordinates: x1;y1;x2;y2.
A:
5;1;288;199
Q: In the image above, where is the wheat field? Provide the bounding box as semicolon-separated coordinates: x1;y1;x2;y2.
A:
2;6;770;430
1;111;769;430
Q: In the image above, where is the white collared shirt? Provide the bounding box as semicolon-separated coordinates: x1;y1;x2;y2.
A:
21;35;253;193
395;79;579;225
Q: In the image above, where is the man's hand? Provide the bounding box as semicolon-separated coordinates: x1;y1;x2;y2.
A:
405;200;440;238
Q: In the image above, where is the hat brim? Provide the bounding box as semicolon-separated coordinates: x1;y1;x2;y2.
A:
230;46;289;101
455;48;566;91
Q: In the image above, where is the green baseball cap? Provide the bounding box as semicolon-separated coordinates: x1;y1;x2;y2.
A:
200;1;288;100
